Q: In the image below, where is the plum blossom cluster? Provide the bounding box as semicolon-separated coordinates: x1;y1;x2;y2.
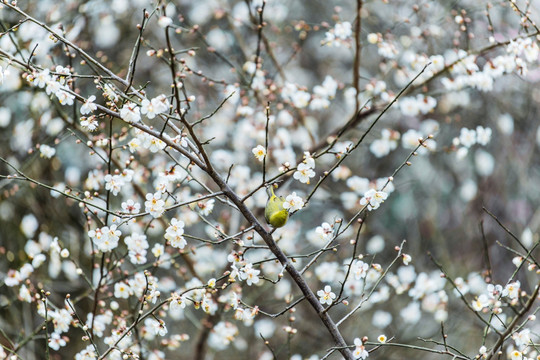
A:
227;251;261;286
124;232;149;264
104;169;134;196
398;51;446;84
322;21;353;47
4;232;75;293
360;189;388;211
293;151;316;184
364;79;390;102
243;61;266;91
340;176;395;211
281;82;311;109
471;281;521;312
28;67;75;106
39;144;56;159
280;76;338;110
353;338;369;359
307;220;347;249
454;125;492;161
128;128;168;154
399;94;437;117
441;38;540;92
401;124;438;151
310;76;338;110
164;218;187;249
369;128;400;158
119;95;170;123
88;225;121;252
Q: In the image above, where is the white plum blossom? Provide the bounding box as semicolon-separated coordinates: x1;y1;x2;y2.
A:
152;243;164;258
114;282;132;299
353;338;369;359
334;22;352;40
370;129;400;158
56;88;75;106
503;281;520;300
311;76;338;110
400;301;422;324
19;284;32;302
169;134;189;148
472;294;490;311
145;192;165;218
48;332;67;350
281;82;311;108
401;129;424;150
252;145;266;162
88;225;121;252
124;232;149;264
80;95;97;115
313;76;338;99
475;150;495;176
367;235;385;254
169;293;187;315
497;113;514;135
378;41;398;59
102;83;118;101
512;329;531;350
39;144;56;159
74;345;97;360
146;318;168;336
315;262;340;283
360;189;388;211
80;116;99;131
121;199;140;214
322;22;352;46
476;126;492;146
459;128;477;148
120;102;141;123
402;254;412;265
353;260;369;280
208;322;238;350
510;350;523;360
417;95;437;114
165;218;187;249
45;78;61;96
143;134;167;153
347;176;370;194
33;68;51;88
283;192;304;212
141;95;170;119
104;174;124;196
487;283;503;299
293;162;315;184
51;309;72;334
198;199;215;216
317;285;336;305
5;269;22;287
128;137;141;153
372;310;392;329
239;263;260;286
158;16;173;28
315;222;333;243
367;33;379;44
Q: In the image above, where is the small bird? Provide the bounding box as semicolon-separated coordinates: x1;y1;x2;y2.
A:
264;185;289;228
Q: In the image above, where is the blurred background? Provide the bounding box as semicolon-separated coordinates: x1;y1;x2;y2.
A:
0;0;539;359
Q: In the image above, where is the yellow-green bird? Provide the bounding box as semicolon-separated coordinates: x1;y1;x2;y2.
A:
265;186;289;228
